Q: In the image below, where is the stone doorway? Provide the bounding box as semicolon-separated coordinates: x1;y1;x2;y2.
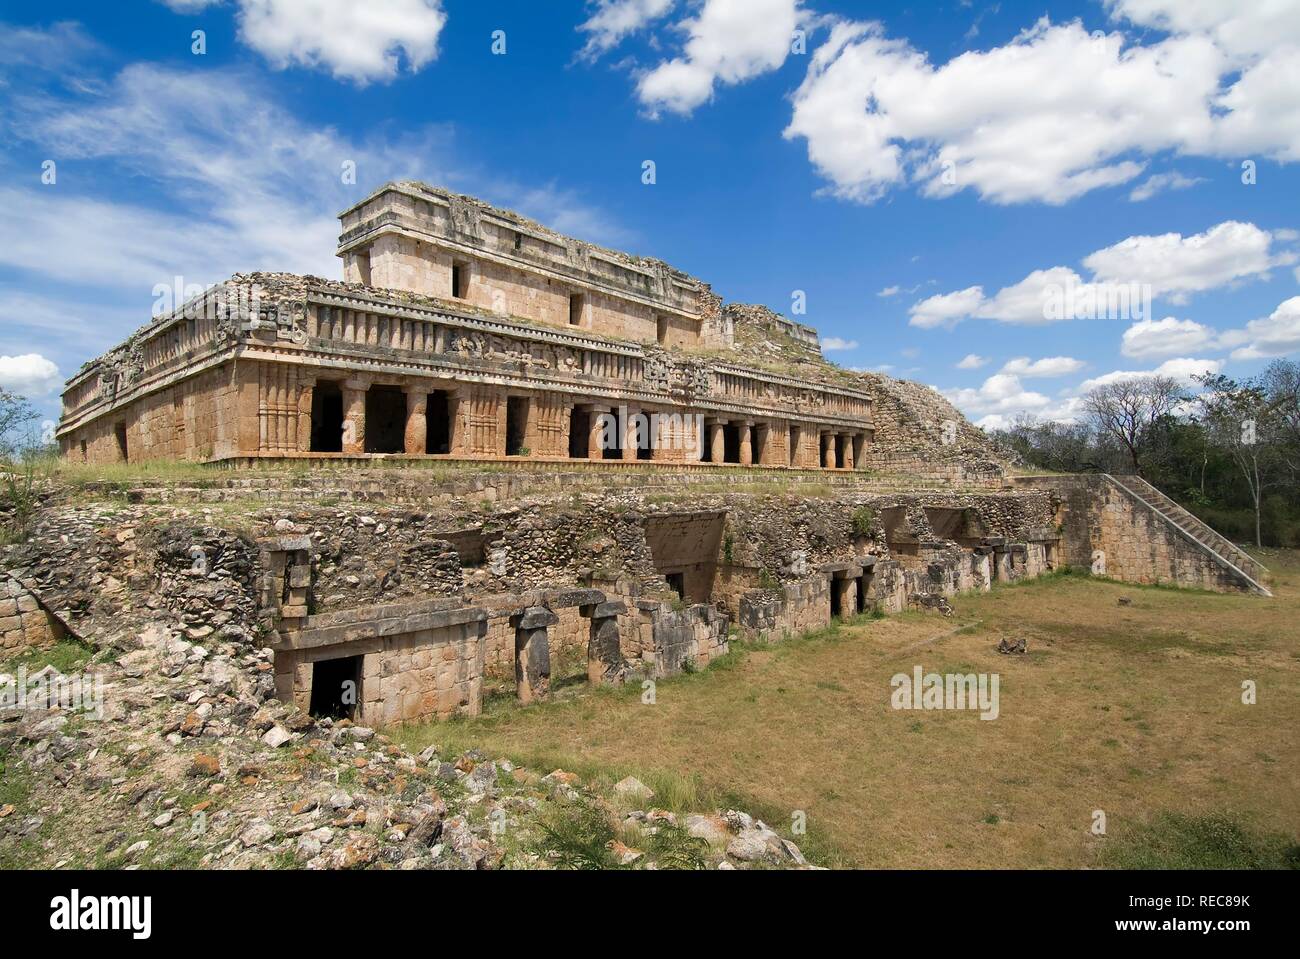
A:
310;382;344;452
364;386;407;454
506;396;529;456
568;407;590;458
427;389;452;454
309;655;361;719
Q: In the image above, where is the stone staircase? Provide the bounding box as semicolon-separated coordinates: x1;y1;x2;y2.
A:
1106;473;1271;596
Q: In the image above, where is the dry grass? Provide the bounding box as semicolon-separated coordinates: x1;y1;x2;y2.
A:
396;551;1300;868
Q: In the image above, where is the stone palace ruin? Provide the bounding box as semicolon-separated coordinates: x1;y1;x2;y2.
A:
36;181;1269;728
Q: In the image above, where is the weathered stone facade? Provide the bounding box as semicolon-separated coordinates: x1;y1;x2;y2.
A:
57;182;1003;482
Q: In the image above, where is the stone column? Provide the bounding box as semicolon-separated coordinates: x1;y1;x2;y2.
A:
622;405;640;461
834;575;856;618
738;421;753;466
514;606;557;704
841;433;855;470
587;600;628;685
821;433;834;469
341;379;368;455
587;406;607;459
296;379;315;453
708;420;726;464
403;385;429;455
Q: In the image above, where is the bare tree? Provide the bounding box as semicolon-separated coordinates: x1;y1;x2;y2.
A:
0;388;38;463
1082;375;1184;477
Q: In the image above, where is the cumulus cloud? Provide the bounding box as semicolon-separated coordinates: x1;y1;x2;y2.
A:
910;221;1291;328
235;0;446;84
956;354;988;369
999;356;1086;377
1219;296;1300;360
785;5;1300;205
1078;357;1223;392
1120;317;1216;358
1082;221;1291;303
821;336;858;351
578;0;676;58
0;354;62;396
637;0;805;116
909;286;986;329
944;373;1052;417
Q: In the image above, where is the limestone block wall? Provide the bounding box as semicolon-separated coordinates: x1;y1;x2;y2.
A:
63;363;242;464
639;605;733;670
1014;475;1256;593
274;617;486;725
482;604;589;683
1;577;62;654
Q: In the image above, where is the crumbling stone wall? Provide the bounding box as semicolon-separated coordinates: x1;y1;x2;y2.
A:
0;576;62;653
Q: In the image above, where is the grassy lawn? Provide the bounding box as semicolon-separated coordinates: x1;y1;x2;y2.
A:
397;550;1300;868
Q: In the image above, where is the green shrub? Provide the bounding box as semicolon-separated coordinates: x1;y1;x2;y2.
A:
851;506;875;538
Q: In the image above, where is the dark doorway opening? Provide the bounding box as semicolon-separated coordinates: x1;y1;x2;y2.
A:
309;655;362;720
506;396;529;455
656;315;669;345
114;423;129;463
427;389;451;454
635;414;653;461
752;426;766;465
364;386;407;453
856;573;872;613
452;260;470;299
311;382;344;452
568;407;590;459
723;424;741;464
600;409;622;460
836;435;847;469
829;577;843;618
569;293;584;326
665;572;685;599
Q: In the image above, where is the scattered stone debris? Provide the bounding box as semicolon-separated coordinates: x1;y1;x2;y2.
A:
996;637;1028;655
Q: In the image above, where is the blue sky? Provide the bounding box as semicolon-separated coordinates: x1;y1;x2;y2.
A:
1;0;1298;430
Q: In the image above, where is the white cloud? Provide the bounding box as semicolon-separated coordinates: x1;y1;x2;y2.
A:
1128;170;1205;202
910;220;1292;328
909;286;985;329
1120;317;1215;358
1222;296;1300;360
158;0;223;11
1083;221;1290;302
999;356;1086;377
956;354;988;369
1078;357;1223;392
579;0;676;58
637;0;805;116
786;6;1300;205
822;336;858;351
946;371;1089;427
0;354;62;396
877;285;900;297
236;0;446;85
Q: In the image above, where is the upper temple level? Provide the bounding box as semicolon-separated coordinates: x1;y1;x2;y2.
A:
336;181;740;350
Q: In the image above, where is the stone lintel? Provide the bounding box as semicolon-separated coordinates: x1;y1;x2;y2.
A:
589;600;627;619
516;606;560;630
